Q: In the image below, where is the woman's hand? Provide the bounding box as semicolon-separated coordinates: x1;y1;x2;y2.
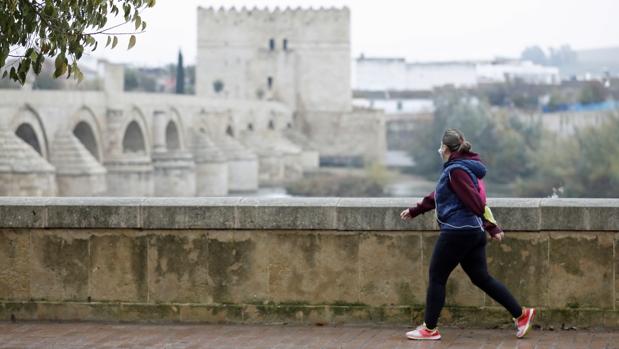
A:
490;232;504;242
400;209;412;220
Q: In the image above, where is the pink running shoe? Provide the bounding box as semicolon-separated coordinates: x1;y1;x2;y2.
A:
406;323;441;340
514;307;536;338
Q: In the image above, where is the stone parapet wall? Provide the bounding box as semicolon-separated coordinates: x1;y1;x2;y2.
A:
0;197;618;328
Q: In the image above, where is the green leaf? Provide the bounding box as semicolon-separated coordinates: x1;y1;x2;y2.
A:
128;35;136;50
111;36;118;49
54;52;65;72
75;65;84;82
25;47;34;60
2;71;7;79
10;67;18;81
141;21;147;31
53;60;67;78
33;52;44;75
134;15;142;31
105;36;111;48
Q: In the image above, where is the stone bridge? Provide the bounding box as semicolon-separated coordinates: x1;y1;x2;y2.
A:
0;197;617;328
0;63;319;197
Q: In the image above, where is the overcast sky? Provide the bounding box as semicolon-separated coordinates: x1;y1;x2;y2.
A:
90;0;619;66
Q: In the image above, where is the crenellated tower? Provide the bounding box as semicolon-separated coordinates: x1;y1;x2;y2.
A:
196;7;352;112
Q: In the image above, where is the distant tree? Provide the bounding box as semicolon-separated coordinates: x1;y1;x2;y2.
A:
579;81;609;104
548;45;577;66
411;88;539;184
175;50;185;94
521;46;547;65
516;113;619;197
1;0;156;84
124;67;139;91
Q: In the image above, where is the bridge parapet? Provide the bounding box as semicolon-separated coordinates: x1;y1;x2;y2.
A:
0;197;618;327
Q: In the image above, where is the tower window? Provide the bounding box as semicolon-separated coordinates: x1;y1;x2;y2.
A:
268;120;275;130
283;39;288;51
269;38;275;51
267;76;273;89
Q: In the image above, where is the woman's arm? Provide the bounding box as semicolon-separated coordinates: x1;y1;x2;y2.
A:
449;169;503;236
407;191;436;218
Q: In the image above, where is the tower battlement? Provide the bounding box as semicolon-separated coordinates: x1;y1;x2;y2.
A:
198;6;349;17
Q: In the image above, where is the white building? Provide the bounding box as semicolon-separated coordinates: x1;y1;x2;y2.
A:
354;56;560;93
476;60;560;85
354;57;477;91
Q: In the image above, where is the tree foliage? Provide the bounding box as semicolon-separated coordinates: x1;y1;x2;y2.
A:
514;113;619;198
175;49;184;94
411;88;542;185
521;46;547;65
1;0;156;84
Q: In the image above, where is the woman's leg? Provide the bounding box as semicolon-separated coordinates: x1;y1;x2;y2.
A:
460;234;523;318
424;233;472;328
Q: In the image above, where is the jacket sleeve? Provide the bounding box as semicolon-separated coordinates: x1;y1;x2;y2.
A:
408;191;436;218
448;169;485;216
449;169;503;237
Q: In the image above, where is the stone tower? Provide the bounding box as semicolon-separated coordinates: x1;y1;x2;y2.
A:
196;7;352;112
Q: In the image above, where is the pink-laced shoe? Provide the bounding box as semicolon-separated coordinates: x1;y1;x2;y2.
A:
514;307;536;338
406;323;441;340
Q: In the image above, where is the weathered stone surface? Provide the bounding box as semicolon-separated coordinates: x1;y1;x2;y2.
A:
179;304;244;323
30;230;89;301
0;197;46;228
486;198;541;231
541;199;619;231
337;198;437;231
147;231;211;303
206;231;269;304
616;232;619;310
548;232;614;309
0;230;31;300
36;302;120;322
486;232;549;308
422;233;485;307
237;198;337;230
358;232;424;306
0;302;37;321
46;197;141;228
267;232;359;304
90;233;147;302
141;198;238;229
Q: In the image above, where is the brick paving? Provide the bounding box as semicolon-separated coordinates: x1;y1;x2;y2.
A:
0;322;618;349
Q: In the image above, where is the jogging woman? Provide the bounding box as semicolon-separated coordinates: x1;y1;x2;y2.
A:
400;128;535;340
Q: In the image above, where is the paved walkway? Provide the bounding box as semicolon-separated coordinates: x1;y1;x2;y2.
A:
0;322;618;349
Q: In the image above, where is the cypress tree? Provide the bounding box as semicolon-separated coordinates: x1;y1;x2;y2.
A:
176;49;185;94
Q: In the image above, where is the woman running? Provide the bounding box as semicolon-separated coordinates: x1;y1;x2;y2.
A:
400;128;535;340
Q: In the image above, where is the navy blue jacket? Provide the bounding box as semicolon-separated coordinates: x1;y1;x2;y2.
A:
435;159;487;232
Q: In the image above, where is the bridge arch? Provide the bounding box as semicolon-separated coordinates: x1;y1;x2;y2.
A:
12;105;49;160
167;108;186;151
71;107;103;162
121;107;151;155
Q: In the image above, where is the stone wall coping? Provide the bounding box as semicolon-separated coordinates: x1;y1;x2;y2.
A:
1;197;618;231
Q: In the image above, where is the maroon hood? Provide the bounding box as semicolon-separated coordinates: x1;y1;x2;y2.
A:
448;150;482;162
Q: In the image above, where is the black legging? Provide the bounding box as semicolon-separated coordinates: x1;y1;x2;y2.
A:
424;229;523;329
